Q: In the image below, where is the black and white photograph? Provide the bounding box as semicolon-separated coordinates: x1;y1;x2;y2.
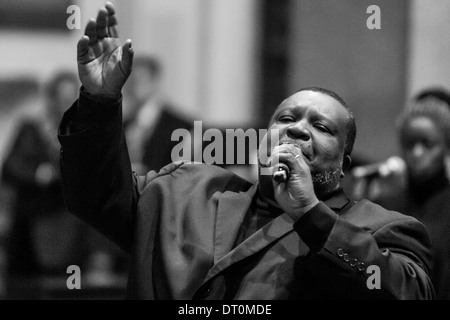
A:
0;0;449;305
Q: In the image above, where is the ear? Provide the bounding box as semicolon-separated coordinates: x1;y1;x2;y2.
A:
340;154;352;177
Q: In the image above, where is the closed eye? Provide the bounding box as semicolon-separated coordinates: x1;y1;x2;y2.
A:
278;115;295;123
314;123;332;134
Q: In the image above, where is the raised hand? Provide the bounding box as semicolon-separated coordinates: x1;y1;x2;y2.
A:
77;2;134;98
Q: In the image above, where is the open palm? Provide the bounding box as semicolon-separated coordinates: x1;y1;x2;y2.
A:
77;2;133;98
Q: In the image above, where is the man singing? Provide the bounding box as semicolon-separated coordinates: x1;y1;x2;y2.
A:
59;2;434;299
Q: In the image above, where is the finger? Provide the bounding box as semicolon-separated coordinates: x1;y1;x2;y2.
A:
105;2;119;38
77;35;95;64
270;152;290;188
267;152;289;180
268;153;295;172
120;39;134;76
84;19;97;45
273;174;288;192
279;156;311;186
84;18;103;58
270;148;309;179
274;145;307;163
274;143;300;156
270;145;297;162
96;7;109;39
105;1;116;13
277;151;307;169
268;152;280;170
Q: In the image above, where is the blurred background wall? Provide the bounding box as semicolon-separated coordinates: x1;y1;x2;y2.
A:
288;0;408;163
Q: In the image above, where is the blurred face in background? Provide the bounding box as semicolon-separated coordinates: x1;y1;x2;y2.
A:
122;66;160;123
400;115;448;184
48;77;79;123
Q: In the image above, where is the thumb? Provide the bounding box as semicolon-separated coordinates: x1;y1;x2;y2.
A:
77;35;93;64
120;39;134;76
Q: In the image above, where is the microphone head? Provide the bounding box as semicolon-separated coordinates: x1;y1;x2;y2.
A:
273;163;290;183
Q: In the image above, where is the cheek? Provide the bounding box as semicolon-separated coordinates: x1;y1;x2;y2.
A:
312;137;344;164
425;148;446;166
405;147;444;169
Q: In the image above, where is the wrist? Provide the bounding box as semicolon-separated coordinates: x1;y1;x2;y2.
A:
82;86;121;101
287;197;320;221
293;202;338;252
301;198;320;214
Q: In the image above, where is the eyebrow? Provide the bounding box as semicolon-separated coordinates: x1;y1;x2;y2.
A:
274;105;339;125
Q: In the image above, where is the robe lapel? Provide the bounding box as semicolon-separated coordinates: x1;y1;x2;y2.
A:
204;186;351;285
206;203;295;283
212;184;257;264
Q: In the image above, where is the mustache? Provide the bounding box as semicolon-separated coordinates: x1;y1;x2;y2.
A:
278;139;313;160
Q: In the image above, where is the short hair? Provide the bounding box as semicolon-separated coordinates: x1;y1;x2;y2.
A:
414;87;450;108
397;97;450;148
297;87;357;157
132;55;162;78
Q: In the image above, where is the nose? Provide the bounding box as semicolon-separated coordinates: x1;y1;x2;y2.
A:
411;143;426;158
286;120;311;141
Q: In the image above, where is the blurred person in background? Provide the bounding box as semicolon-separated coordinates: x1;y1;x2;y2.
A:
123;56;259;181
1;71;86;296
350;92;450;299
1;70;126;298
350;88;450;201
122;56;193;175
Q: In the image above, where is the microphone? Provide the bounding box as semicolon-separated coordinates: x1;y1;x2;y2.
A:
273;163;290;183
272;142;301;183
352;156;406;179
351;163;381;178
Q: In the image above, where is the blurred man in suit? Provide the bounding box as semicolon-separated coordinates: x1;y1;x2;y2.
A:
122;55;193;175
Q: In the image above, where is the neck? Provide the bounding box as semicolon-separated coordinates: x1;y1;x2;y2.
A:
257;172;339;207
314;182;341;201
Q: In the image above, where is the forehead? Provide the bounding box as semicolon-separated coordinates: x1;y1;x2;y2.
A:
402;116;443;139
273;90;349;124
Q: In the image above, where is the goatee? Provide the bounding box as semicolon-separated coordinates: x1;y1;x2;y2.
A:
311;166;342;199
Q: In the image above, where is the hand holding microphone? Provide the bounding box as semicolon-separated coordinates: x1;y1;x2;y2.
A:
270;143;319;220
272;142;301;183
273;163;290;183
272;155;300;183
